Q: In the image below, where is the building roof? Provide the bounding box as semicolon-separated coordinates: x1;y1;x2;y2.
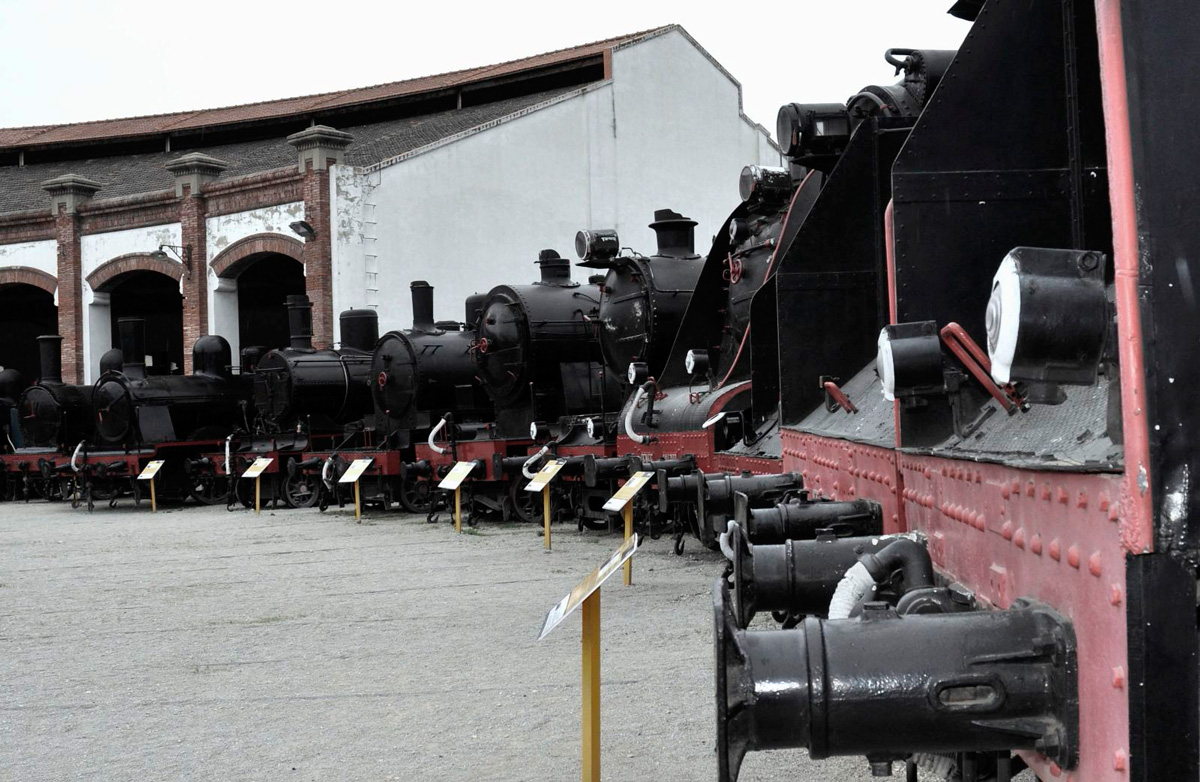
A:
0;86;586;214
0;27;670;152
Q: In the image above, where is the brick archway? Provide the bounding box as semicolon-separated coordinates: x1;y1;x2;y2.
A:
0;266;57;294
86;253;184;292
210;233;304;278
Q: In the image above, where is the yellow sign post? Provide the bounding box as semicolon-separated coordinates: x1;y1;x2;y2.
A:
241;457;274;514
338;458;374;523
602;471;654;586
137;460;166;512
438;460;479;533
538;534;638;782
525;459;567;550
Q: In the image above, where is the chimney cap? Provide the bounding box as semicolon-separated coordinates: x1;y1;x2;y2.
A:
649;209;697;230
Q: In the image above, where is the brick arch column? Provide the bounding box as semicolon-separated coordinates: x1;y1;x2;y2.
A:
86;252;184;292
0;266;58;295
210;232;304;278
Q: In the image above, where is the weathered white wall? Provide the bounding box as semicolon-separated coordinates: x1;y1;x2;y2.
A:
80;223;182;383
205;202;305;358
0;239;56;279
333;29;778;331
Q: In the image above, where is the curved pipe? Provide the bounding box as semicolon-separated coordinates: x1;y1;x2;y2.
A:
427;415;449;455
522;445;550;479
322;457;334;487
828;537;932;619
224;434;233;475
70;441;85;473
625;385;652;445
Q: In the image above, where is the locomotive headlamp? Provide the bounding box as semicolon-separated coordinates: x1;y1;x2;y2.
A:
685;349;710;377
529;421;552;442
627;362;649;386
875;321;943;402
738;165;791;206
986;247;1110;387
575;229;620;262
728;218;751;245
776;103;853;162
585;416;596;439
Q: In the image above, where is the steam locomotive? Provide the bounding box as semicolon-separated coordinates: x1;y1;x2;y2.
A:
662;3;1198;782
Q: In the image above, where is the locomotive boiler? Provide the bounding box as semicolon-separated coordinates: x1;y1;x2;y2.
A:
253;295;379;433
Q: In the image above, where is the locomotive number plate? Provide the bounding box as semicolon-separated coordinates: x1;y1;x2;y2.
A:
339;458;374;484
601;471;655;513
524;459;567;492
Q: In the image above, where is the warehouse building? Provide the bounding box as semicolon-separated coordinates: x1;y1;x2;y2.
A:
0;25;778;384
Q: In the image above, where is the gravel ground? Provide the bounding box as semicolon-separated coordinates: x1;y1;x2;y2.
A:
1;498;902;781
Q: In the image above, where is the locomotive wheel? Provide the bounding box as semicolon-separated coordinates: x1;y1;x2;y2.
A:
507;479;539;524
233;478;254;509
398;478;434;514
283;470;320;509
190;473;230;506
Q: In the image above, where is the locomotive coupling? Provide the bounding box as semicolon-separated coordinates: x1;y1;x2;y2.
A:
725;523;916;627
732;491;883;544
714;581;1079;781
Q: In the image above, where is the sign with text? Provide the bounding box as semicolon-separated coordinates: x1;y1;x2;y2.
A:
438;461;479;491
601;471;655;513
338;458;374;484
137;460;165;481
537;534;639;640
524;459;567;492
241;457;274;479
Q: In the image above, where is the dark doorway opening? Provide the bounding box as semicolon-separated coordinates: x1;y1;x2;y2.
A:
237;254;306;351
0;284;57;388
108;272;184;375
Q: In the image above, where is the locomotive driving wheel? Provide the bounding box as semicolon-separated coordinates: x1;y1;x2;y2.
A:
283;468;320;509
189;472;230;506
507;479;539;524
398;477;435;514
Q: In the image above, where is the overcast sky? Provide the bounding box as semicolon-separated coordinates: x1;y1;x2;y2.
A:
0;0;969;138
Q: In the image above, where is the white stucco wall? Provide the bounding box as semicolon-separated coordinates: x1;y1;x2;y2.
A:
204;202;305;359
0;239;56;279
80;223;182;383
333;28;778;332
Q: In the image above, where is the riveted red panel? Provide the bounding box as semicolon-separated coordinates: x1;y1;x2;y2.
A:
781;428;904;533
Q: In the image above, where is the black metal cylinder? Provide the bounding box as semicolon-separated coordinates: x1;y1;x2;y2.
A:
715;582;1078;781
583;455;637;487
650;209;697;258
286;295;314;350
340;309;379;352
741;497;883;544
702;472;803;517
192;335;232;378
730;526;895;627
537;249;571;283
411;281;436;333
37;335;63;384
117;317;146;379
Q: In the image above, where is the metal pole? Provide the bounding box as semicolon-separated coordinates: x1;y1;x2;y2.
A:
255;476;261;514
455;487;462;533
354;481;361;522
581;590;600;782
543;485;551;550
150;477;157;513
622;504;633;585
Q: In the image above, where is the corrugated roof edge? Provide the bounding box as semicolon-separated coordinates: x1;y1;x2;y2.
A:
0;25;675;150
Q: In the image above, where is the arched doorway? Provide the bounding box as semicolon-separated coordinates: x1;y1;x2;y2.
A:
210;234;306;362
236;254;307;351
0;282;57;387
107;271;184;375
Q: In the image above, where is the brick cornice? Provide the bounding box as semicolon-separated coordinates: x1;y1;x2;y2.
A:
210;232;304;278
0;266;57;294
86;252;183;292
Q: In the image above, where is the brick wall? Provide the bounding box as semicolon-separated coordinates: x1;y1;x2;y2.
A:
179;187;207;374
53;209;84;384
301;162;334;348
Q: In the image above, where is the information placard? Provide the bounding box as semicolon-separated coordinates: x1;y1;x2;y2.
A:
524;459;567;492
538;534;638;640
438;461;479;491
241;457;274;479
338;458;374;484
137;460;165;480
601;471;655;513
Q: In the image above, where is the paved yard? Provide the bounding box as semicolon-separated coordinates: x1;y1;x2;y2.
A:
2;498;887;781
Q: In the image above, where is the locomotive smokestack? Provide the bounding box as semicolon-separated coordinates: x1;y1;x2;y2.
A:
340;308;379;351
649;209;698;258
286;294;314;350
537;249;571;283
411;281;436;333
36;335;64;384
117;317;147;379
